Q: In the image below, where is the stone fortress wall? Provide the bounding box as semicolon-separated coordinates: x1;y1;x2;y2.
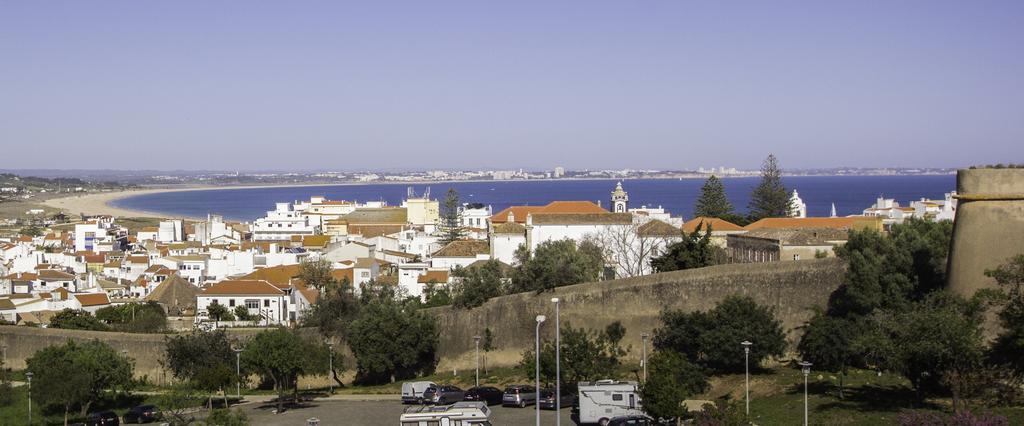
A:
1;259;845;379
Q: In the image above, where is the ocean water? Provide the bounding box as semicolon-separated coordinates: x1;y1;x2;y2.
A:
111;175;956;222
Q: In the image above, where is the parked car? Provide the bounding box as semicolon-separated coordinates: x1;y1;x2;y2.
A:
463;386;503;405
402;381;438;404
84;410;120;426
538;389;576;410
502;385;539;408
431;385;466;405
421;386;439;405
607;414;657;425
123;405;159;423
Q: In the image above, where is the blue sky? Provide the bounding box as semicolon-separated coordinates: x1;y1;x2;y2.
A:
1;1;1021;171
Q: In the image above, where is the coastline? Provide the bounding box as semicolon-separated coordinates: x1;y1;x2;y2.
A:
40;179;637;220
40;183;360;220
40;174;956;221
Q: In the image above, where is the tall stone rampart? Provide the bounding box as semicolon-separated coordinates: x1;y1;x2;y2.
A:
0;326;261;382
427;258;845;372
948;168;1024;297
1;259;845;380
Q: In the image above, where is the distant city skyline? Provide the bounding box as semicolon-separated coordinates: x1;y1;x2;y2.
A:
2;1;1022;171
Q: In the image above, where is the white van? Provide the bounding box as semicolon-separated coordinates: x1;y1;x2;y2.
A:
399;401;492;426
402;381;438;404
574;380;645;425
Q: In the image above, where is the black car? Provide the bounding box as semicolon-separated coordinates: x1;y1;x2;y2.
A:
85;410;120;426
123;405;159;424
463;386;503;405
538;389;576;410
608;414;656;425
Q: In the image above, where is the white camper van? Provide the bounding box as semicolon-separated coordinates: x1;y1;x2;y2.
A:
574;380;645;425
402;381;438;404
399;401;492;426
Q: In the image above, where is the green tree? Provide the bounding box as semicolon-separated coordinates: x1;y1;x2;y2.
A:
233;305;255;322
640;350;709;420
298;257;337;293
693;175;734;218
519;322;627;386
164;330;239;409
654;295;786;374
481;328;494;374
510;239;604;294
26;339;134;425
206;301;234;324
985;254;1024;374
422;280;452;308
19;225;42;237
451;261;505;309
650;222;726;272
797;313;858;398
303;276;359;338
153;384;202;425
747;154;790;220
49;309;110;331
827;219;953;318
95;301;167;333
241;328;330;413
860;293;986;408
347;295;439;384
438;188;466;245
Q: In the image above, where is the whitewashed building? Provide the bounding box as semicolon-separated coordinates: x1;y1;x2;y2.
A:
252;203;318;241
195;280;289;326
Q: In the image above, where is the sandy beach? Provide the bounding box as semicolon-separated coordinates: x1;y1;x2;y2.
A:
42;187;202;219
39;182;404;220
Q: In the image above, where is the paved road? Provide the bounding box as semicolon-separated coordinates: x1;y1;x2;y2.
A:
239;400;574;426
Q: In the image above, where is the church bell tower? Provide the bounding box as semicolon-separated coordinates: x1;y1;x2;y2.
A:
611;181;629;213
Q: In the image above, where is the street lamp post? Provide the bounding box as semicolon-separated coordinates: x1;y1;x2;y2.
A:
741;341;753;416
233;347;243;400
26;371;33;424
535;315;546;426
640;333;649;383
799;361;813;426
327;342;335;394
551;297;561;425
473;335;481;388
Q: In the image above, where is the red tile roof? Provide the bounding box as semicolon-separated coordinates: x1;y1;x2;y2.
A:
201;280;284;296
745;217;882;231
491;201;608;224
682;217;745;232
74;293;111;307
418;270;450;284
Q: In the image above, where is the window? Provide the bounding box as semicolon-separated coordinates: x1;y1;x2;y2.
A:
229;299;235;307
612;394;623;401
246;299;259;309
264;299;270;307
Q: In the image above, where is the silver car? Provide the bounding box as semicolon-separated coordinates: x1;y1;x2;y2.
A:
502;385;539;408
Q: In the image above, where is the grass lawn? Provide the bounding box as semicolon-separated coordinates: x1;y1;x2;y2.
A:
702;367;1024;425
0;384;163;426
